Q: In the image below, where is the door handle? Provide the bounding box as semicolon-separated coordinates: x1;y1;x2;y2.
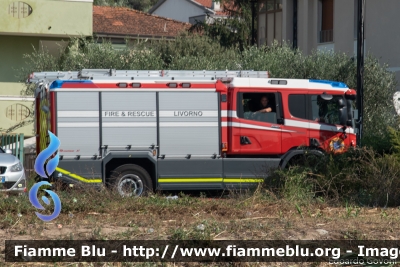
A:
271;125;281;129
240;136;252;145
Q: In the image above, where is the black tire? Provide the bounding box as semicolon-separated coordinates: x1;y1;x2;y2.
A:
109;164;153;197
286;152;324;170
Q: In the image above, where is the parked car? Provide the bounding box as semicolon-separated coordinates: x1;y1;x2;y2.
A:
0;147;26;193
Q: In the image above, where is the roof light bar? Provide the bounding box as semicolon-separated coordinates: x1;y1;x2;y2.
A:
309;79;348;88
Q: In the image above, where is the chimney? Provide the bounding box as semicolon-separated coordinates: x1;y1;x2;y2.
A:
211;1;221;11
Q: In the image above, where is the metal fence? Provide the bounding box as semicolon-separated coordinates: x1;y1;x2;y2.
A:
1;133;37;178
0;133;24;164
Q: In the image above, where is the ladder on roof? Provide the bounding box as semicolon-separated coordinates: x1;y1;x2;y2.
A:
28;69;269;83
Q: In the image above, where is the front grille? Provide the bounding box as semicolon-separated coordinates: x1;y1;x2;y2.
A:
0;180;25;190
0;166;6;174
1;182;15;189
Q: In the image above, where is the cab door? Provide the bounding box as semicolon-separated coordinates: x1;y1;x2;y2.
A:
279;92;310;153
235;91;282;155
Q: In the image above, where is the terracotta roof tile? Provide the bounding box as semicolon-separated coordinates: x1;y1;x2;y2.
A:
93;6;190;38
194;0;212;8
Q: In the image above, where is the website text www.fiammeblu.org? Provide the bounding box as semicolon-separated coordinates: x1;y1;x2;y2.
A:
5;240;400;264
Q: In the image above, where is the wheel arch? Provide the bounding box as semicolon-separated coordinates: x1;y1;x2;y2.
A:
103;152;157;189
279;147;325;169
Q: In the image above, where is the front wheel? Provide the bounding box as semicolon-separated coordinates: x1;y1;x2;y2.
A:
109;164;153;197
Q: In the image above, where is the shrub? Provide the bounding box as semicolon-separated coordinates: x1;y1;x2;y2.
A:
268;148;400;207
388;126;400;159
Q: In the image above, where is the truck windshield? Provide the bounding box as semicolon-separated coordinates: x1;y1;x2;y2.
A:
346;99;355;128
311;95;344;125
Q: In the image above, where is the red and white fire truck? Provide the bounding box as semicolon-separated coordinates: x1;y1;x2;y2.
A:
30;69;357;196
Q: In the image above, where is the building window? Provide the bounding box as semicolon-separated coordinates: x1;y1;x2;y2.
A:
39;40;68;57
318;0;334;43
258;0;282;46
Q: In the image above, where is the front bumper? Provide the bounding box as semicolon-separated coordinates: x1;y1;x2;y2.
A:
0;171;26;193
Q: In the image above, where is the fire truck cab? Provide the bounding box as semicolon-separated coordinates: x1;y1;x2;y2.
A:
30;69;356;196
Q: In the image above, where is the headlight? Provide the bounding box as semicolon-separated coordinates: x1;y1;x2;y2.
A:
10;162;23;172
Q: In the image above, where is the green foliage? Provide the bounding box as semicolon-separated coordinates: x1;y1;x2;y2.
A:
93;0;158;12
191;0;255;50
269;148;400;207
149;32;239;69
125;0;158;11
388;126;400;159
361;56;398;152
280;166;314;203
191;17;250;50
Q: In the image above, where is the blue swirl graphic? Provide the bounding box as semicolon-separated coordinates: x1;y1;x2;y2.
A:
34;131;60;178
29;181;62;221
30;131;62;221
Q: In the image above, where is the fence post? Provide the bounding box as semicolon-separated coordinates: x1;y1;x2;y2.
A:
15;134;19;159
0;133;25;164
19;134;24;165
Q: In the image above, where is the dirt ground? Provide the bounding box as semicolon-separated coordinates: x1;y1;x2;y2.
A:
1;191;400;267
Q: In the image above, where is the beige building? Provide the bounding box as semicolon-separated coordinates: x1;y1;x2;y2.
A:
0;0;93;137
257;0;400;89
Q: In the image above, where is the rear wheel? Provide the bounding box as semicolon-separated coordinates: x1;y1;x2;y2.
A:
109;164;153;197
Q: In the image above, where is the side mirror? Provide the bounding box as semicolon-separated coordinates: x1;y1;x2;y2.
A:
339;107;348;125
346;100;353;119
5;149;12;154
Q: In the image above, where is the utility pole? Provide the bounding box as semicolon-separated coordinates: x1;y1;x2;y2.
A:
356;0;365;146
293;0;298;49
251;0;257;46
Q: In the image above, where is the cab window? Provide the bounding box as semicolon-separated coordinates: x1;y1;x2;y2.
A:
311;95;343;124
237;93;277;123
288;94;344;125
288;94;307;119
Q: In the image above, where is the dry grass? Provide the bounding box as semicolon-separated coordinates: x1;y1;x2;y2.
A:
1;183;400;266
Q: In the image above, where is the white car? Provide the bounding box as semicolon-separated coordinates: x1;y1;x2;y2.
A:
0;147;26;193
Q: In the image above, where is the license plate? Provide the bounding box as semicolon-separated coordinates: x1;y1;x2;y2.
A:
1;177;5;183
